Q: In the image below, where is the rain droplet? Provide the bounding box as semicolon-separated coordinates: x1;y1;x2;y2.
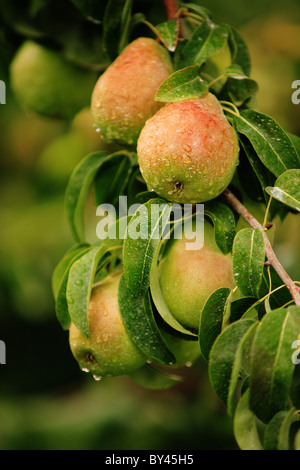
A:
81;367;90;373
185;361;192;368
92;374;102;381
183;144;192;153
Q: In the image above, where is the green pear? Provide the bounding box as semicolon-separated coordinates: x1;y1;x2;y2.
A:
137;93;239;203
91;37;173;146
159;221;236;331
69;272;147;378
201;43;232;92
161;331;201;366
10;41;98;120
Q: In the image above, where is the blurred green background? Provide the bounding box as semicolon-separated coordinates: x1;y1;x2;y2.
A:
0;0;299;450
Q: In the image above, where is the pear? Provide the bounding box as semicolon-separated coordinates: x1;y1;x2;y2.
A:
161;331;201;366
159;221;236;331
10;41;98;120
91;37;173;146
137;93;239;203
69;272;147;378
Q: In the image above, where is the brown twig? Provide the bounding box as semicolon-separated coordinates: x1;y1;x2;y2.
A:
163;0;179;20
222;188;300;307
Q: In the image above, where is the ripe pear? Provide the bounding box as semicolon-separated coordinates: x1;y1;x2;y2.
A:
137;93;239;203
201;43;232;92
91;37;173;146
69;272;147;378
159;221;235;330
10;41;98;120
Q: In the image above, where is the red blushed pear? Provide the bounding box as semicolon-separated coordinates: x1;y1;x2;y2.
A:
91;37;173;146
69;272;147;378
137;93;239;203
159;221;236;331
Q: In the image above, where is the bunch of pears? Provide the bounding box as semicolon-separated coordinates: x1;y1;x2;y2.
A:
10;36;239;379
68;36;240;380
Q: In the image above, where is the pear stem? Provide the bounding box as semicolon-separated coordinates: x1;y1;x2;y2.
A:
222;188;300;307
163;0;179;20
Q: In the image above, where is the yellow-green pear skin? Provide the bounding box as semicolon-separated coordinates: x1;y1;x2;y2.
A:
161;331;201;366
10;41;98;120
137;93;239;203
91;37;173;146
159;222;235;331
69;272;147;378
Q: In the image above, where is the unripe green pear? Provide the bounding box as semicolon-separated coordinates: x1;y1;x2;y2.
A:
161;331;201;366
10;41;98;120
91;37;173;146
201;43;232;92
69;272;147;378
159;222;235;331
137;93;239;203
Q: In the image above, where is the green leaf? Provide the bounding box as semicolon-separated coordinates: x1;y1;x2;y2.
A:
250;306;300;423
233;389;264;450
175;20;228;69
65;151;110;242
226;321;258;417
155;66;208;103
128;363;182;390
118;274;176;365
208;319;257;416
288;132;300;158
232;228;265;298
103;0;133;61
221;78;258;107
204;200;236;254
237;135;276;205
52;243;90;299
295;427;300;450
70;0;106;21
199;287;232;361
226;25;251;76
94;152;133;206
223;64;248;79
290;365;300;409
123;198;172;295
125;166;147;206
265;169;300;213
66;245;104;338
233;110;300;178
229;297;258;323
220;24;252;103
183;3;211;19
54;245;92;330
65;150;134;242
264;408;300;450
259;266;292;312
156;18;179;52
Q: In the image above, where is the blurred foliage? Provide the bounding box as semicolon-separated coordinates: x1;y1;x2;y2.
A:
0;0;299;450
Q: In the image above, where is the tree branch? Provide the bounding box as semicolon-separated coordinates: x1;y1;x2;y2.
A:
163;0;179;20
222;188;300;307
